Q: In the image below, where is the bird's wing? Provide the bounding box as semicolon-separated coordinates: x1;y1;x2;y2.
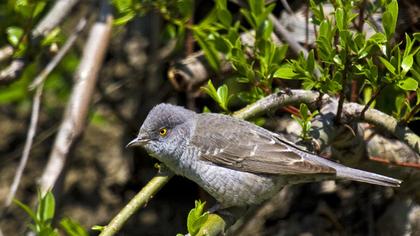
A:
190;114;335;175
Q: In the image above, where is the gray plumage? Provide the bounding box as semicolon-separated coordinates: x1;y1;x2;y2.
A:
127;103;402;207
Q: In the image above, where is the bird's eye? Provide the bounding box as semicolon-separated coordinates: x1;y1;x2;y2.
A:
159;127;167;137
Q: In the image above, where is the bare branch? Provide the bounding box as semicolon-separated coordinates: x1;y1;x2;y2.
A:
0;0;81;84
269;14;309;58
0;60;25;84
343;102;420;155
39;2;113;195
4;85;44;207
32;0;81;39
0;46;13;62
30;17;87;89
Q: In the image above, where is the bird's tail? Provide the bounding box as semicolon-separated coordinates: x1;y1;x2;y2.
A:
304;152;402;187
335;166;401;187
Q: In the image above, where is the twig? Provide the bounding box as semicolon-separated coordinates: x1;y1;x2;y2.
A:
0;0;80;84
403;103;420;124
233;90;323;119
269;14;308;58
269;14;321;79
98;165;174;236
360;84;386;119
344;102;420;154
0;59;25;84
280;0;294;15
39;1;113;195
32;0;81;39
30;17;87;89
0;46;13;62
4;84;44;207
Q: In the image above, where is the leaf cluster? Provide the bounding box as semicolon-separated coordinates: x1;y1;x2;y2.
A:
14;190;88;236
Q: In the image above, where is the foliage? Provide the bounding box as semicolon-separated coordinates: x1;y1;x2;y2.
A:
291;103;319;141
14;190;88;236
112;0;420;121
201;80;231;112
177;200;225;236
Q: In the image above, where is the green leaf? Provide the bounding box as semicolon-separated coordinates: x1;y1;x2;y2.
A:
37;191;55;222
383;0;398;40
187;200;208;236
60;218;88;236
33;1;47;18
178;0;194;19
13;199;39;224
368;33;387;44
273;44;288;63
319;20;332;40
249;0;264;16
402;54;414;73
274;64;297;79
41;28;61;46
397;77;418;91
215;0;227;9
379;56;396;74
7;26;24;46
217;84;229;110
193;29;220;71
413;32;420;41
213;35;231;53
300;103;309;120
113;11;136;25
335;8;344;31
257;20;273;40
386;0;399;26
216;8;232;27
202;80;218;102
307;50;315;72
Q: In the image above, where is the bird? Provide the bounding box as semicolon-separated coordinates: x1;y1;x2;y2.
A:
127;103;402;208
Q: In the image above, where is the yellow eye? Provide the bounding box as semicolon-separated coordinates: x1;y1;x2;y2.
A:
159;128;167;136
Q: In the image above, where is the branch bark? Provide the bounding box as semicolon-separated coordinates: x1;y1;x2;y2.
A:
39;2;113;194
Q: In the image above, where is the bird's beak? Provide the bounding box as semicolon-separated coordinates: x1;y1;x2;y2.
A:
126;135;150;148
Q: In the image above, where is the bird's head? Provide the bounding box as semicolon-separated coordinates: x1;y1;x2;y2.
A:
127;103;196;161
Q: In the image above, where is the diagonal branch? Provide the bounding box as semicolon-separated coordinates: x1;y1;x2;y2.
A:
39;2;113;195
4;84;44;207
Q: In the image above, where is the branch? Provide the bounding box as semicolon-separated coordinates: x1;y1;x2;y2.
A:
268;14;308;58
32;0;81;39
98;165;174;236
0;0;80;84
343;102;420;154
29;17;87;89
4;84;43;207
0;46;13;62
233;90;323;119
39;2;113;194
